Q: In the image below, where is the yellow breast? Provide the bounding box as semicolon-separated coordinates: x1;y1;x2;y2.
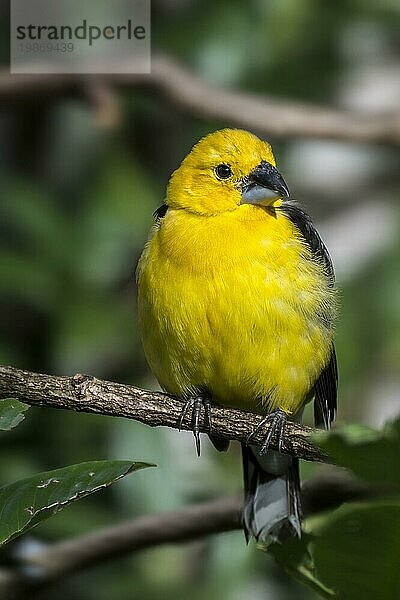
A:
137;204;335;415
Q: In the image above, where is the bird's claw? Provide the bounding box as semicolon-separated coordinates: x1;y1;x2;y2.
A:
247;409;287;454
178;395;212;456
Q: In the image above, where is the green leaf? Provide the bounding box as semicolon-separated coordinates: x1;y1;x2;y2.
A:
268;533;335;598
267;501;400;598
0;398;29;431
0;460;154;546
265;418;400;597
313;418;400;489
312;501;400;600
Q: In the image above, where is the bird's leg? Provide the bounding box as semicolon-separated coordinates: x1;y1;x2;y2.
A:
247;409;287;454
178;394;212;456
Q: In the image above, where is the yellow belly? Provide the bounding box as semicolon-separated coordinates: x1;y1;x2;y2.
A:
137;204;335;415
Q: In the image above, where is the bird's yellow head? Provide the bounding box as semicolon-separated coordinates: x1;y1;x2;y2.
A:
166;129;289;216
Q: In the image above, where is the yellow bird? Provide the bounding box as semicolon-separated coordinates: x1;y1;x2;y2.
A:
137;129;337;542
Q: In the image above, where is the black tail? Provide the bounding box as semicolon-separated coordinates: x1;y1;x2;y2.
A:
242;444;302;543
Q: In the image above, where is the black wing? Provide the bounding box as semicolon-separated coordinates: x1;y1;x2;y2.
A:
280;201;337;429
279;201;334;283
313;347;337;429
153;203;168;221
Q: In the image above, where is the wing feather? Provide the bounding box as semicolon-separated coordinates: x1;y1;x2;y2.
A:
280;201;337;429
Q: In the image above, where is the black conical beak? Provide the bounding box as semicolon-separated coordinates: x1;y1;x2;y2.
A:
241;161;290;205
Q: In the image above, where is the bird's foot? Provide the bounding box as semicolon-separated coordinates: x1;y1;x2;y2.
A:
178;394;212;456
247;409;287;454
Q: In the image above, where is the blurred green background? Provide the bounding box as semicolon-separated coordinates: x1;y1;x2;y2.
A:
1;0;399;598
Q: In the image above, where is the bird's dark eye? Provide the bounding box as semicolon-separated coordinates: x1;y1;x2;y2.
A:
215;164;233;180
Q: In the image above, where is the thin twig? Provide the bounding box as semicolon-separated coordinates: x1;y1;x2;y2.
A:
1;55;400;144
0;365;326;462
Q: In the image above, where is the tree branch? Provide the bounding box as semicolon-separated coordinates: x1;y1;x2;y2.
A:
1;54;400;144
0;473;382;599
0;365;326;463
0;366;385;598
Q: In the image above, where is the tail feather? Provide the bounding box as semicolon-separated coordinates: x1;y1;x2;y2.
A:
242;444;302;543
